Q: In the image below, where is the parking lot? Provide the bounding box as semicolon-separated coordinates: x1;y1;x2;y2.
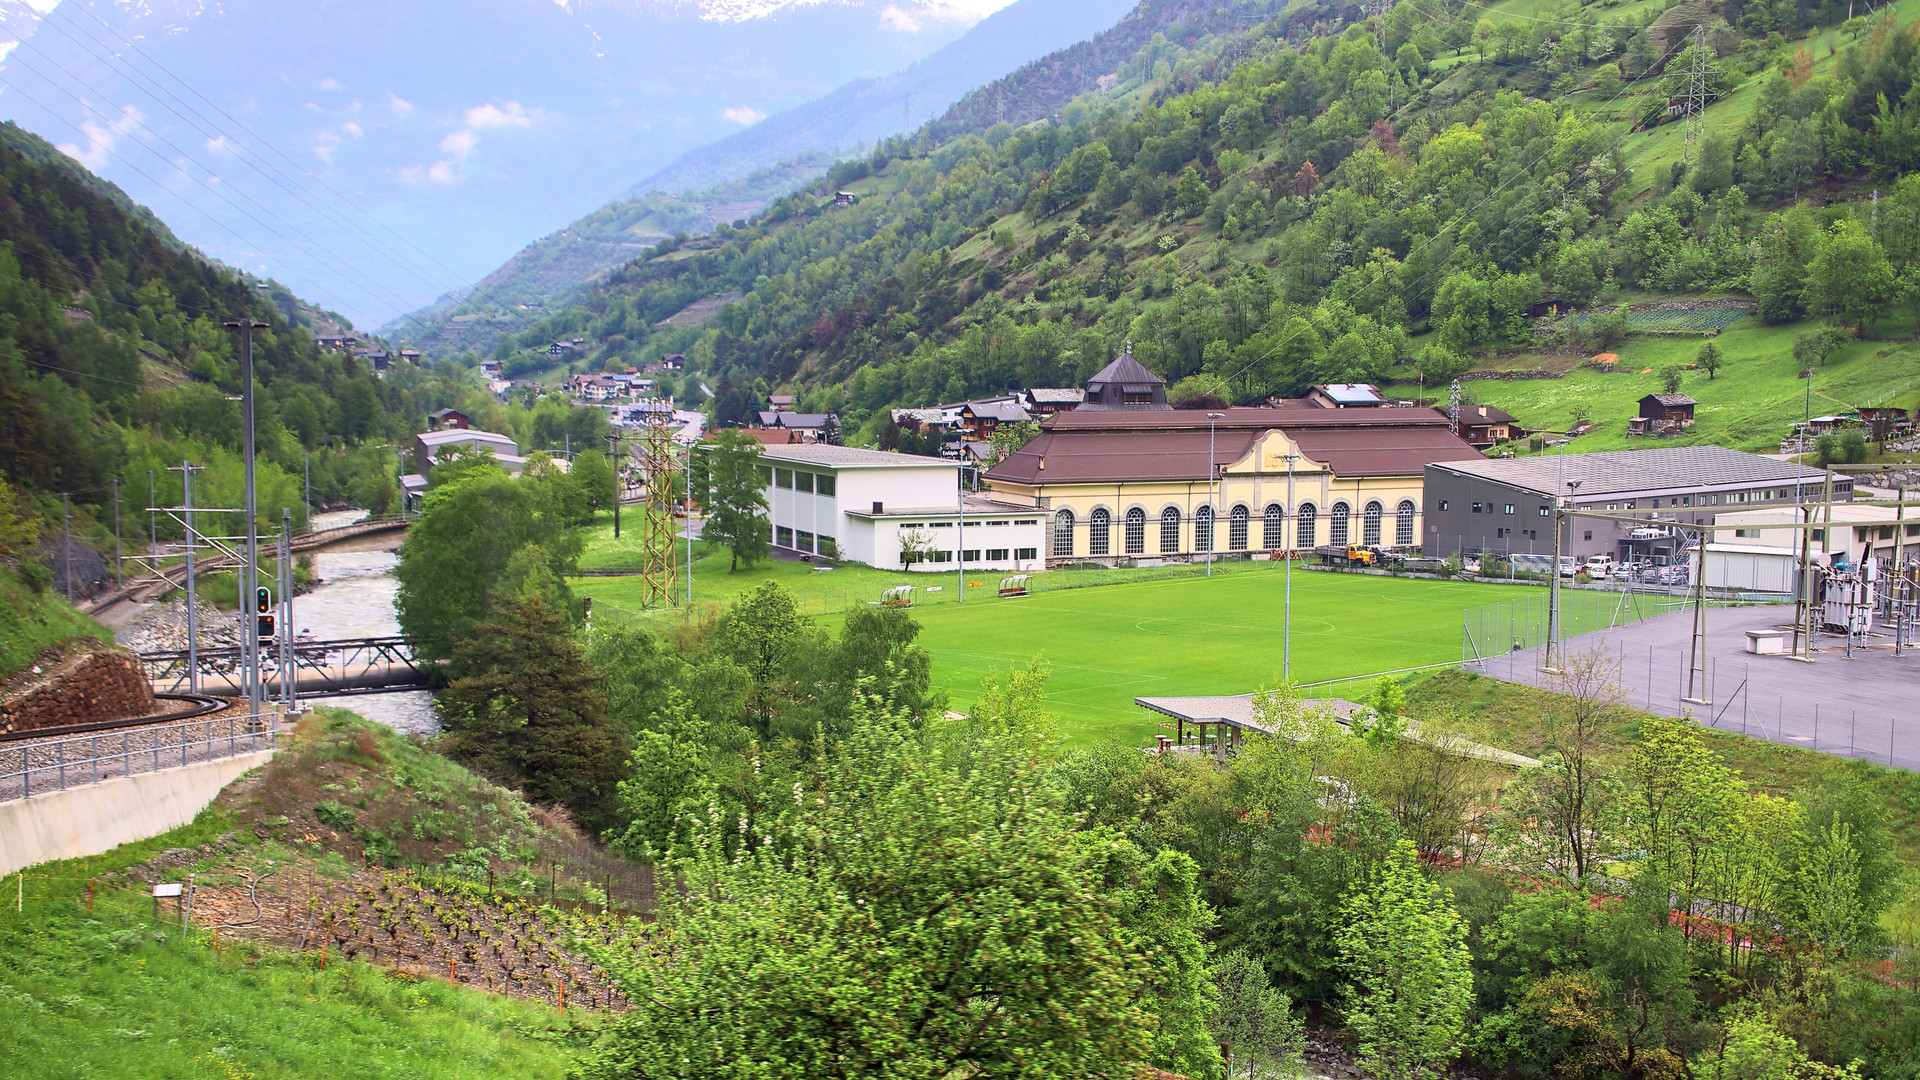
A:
1484;603;1920;771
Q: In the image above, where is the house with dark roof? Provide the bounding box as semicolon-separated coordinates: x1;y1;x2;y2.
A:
1458;404;1522;448
1021;388;1084;416
1631;393;1697;437
1422;446;1844;563
426;407;470;430
981;348;1482;564
959;399;1033;439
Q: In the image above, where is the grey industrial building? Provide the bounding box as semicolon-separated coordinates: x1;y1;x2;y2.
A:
1423;446;1848;563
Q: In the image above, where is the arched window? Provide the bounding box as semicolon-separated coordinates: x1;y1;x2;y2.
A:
1124;507;1146;554
1194;505;1214;552
1296;503;1317;548
1330;502;1351;546
1159;506;1182;553
1229;505;1250;550
1362;500;1383;546
1397;500;1417;546
1052;509;1074;558
1089;507;1111;556
1264;504;1285;549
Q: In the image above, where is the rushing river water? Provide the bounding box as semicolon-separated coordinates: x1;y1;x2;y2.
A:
297;509;439;736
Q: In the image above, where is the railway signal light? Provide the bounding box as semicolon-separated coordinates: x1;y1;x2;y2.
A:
256;586;274;640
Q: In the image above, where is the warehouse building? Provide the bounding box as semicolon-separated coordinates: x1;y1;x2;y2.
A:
1423;446;1846;563
757;444;1045;572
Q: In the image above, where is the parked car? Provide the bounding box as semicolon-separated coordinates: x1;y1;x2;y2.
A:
1611;562;1639;582
1586;554;1616;576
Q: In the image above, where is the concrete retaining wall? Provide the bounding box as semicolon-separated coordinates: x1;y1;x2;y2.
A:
0;749;273;876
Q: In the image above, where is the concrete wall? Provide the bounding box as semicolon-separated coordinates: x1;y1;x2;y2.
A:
0;749;273;876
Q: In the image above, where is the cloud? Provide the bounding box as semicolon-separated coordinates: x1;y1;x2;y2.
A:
878;0;1013;32
57;105;143;170
341;121;364;138
318;77;343;91
387;94;414;118
402;100;536;184
721;105;765;126
463;101;532;130
205;135;233;154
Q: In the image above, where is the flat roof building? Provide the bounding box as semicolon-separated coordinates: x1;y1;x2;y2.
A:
1424;446;1846;563
756;444;1045;572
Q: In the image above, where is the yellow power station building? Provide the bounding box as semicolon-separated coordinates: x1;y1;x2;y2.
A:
981;349;1485;564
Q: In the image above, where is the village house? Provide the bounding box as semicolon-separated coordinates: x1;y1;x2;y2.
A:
426;407;470;430
1457;404;1522;448
1629;393;1697;437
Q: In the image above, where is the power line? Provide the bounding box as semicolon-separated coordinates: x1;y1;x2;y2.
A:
0;50;417;318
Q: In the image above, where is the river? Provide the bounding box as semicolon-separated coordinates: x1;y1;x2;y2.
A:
298;509;439;736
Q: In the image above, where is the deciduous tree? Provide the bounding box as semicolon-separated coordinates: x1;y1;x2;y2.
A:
1335;839;1474;1080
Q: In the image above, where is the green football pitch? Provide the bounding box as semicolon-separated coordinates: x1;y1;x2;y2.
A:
885;569;1538;747
580;538;1569;748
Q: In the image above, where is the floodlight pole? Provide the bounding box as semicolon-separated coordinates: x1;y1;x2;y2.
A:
957;463;967;602
1541;434;1575;675
685;445;694;607
1207;413;1224;577
1283;452;1299;682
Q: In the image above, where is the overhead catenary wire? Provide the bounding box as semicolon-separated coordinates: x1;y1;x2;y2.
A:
36;2;609;347
26;6;468;304
0;48;424;320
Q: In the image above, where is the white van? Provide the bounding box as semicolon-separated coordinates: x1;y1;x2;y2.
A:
1585;554;1615;575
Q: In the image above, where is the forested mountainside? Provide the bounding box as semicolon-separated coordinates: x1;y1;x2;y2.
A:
390;157;833;353
0;130;456;549
496;0;1920;442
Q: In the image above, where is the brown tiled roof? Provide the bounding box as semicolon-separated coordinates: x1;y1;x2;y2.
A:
1042;403;1447;431
985;416;1481;485
1286;425;1485;477
985;430;1261;485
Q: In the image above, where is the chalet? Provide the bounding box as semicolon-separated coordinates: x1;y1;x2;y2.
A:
399;349;422;365
768;394;795;412
547;340;576;358
1629;393;1697;437
426;407;471;430
1022;388;1084;417
479;359;503;377
959;399;1033;440
660;354;686;372
364;351;392;372
833;191;858;206
1458;405;1521;448
316;335;356;352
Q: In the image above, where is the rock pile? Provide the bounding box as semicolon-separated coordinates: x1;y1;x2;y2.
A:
2;646;157;732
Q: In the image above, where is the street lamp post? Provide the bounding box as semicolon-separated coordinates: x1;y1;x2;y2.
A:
1206;413;1224;577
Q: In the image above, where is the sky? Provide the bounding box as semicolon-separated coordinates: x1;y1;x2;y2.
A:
0;0;1019;327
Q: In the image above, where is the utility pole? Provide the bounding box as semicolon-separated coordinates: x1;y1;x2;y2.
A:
224;317;269;720
304;453;311;530
605;433;624;538
1683;523;1710;705
281;508;295;712
170;461;203;693
111;477;122;586
148;470;157;557
685;445;694;607
61;492;72;602
957;463;966;602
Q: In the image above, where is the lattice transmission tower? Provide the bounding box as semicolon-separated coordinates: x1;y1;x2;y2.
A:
1448;379;1462;439
1680;25;1719;165
637;404;680;609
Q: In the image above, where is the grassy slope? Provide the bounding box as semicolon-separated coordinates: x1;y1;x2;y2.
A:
0;813;575;1080
1392;325;1920;453
0;566;114;677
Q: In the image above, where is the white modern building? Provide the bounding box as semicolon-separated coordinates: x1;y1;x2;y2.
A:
1705;502;1920;593
757;444;1047;572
